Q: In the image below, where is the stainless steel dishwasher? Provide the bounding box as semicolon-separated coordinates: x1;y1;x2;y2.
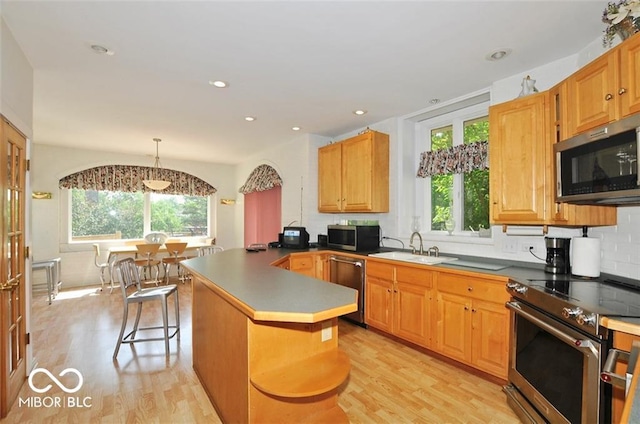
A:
329;255;366;326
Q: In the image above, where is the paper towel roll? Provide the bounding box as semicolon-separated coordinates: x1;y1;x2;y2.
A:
571;237;601;278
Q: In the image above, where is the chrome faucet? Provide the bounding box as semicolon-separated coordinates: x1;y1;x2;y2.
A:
427;246;440;257
409;232;424;255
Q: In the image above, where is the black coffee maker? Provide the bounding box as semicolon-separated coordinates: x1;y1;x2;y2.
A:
544;237;571;274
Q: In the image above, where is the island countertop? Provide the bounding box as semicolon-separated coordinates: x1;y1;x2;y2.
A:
181;248;357;323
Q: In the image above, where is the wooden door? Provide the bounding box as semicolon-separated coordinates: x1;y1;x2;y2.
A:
436;292;470;363
394;281;430;347
470;299;509;379
317;143;342;212
0;119;27;417
566;51;618;136
364;275;393;332
619;32;640;118
489;93;547;225
341;133;373;212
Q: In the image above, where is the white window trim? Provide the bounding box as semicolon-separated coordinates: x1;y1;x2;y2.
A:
413;101;490;241
59;189;216;252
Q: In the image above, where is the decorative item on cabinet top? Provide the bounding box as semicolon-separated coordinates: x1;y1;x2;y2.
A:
602;0;640;47
518;75;539;98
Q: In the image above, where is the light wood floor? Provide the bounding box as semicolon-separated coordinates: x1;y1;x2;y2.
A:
3;280;520;423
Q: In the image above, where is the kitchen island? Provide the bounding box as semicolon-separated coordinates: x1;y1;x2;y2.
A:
181;248;357;424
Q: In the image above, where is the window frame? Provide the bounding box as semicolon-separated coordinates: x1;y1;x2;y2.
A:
60;189;216;248
414;101;490;239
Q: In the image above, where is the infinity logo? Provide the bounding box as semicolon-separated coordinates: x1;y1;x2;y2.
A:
28;368;84;394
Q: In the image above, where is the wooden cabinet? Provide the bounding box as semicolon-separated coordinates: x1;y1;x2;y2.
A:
435;272;510;379
365;260;433;348
566;32;640;137
288;252;327;279
489;91;617;227
318;130;389;213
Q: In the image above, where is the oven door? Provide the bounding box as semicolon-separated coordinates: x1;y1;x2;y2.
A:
506;300;605;424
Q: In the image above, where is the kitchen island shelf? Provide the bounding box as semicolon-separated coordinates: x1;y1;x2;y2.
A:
251;348;350;398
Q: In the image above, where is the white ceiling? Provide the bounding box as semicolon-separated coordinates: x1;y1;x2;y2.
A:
1;1;607;164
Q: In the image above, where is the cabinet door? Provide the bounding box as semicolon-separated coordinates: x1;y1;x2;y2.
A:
489;93;547;224
365;275;393;332
289;254;315;277
620;32;640;117
394;281;431;347
436;292;470;363
341;134;375;212
471;299;509;379
318;143;342;212
567;51;618;136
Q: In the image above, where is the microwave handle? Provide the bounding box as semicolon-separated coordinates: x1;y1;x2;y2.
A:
556;152;562;197
636;127;640;187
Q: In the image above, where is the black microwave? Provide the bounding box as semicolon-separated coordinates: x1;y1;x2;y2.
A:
555;113;640;205
327;225;380;252
281;226;309;249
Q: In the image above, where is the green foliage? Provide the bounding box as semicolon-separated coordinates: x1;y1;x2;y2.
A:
71;189;208;240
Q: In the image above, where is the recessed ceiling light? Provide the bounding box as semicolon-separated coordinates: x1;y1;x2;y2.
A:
353;110;367;116
429;99;440;105
91;44;114;56
209;80;228;88
486;49;511;61
292;126;301;131
245;116;256;122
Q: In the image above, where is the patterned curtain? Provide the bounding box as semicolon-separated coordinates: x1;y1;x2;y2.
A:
58;165;217;196
416;141;488;177
238;164;283;194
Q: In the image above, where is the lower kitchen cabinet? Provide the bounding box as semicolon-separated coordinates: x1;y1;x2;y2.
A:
288;252;327;279
365;260;433;348
435;272;509;379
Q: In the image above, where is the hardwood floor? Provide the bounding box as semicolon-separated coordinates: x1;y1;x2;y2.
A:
3;281;520;423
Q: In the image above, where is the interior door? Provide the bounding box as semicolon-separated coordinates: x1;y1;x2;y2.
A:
0;118;27;417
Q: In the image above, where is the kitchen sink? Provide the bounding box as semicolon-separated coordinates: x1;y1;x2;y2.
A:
368;251;458;265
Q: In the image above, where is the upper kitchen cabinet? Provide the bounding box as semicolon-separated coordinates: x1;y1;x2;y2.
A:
566;31;640;137
318;130;389;213
489;91;617;227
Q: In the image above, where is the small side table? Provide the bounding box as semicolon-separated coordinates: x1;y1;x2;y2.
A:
32;258;62;304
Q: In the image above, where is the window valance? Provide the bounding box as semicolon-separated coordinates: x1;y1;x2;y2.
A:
58;165;217;196
238;164;283;195
416;141;488;177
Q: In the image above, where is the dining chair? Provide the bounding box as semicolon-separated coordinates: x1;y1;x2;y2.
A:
112;257;180;359
162;242;188;284
93;243;116;293
134;243;162;286
197;245;224;257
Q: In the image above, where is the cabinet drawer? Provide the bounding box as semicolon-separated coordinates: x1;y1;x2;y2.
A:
396;265;433;288
366;261;394;280
437;273;507;302
290;255;314;270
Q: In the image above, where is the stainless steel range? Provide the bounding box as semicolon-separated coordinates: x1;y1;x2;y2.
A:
504;276;640;424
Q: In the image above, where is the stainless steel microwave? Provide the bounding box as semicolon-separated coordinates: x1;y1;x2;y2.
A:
555;114;640;205
327;225;380;252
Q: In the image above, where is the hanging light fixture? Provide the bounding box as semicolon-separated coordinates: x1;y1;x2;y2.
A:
143;138;171;191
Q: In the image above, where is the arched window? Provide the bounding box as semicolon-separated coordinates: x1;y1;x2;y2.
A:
59;165;216;241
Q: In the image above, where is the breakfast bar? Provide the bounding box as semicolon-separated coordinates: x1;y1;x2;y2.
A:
181;248;358;423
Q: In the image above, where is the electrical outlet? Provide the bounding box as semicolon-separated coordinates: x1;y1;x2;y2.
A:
502;240;518;253
522;244;536;252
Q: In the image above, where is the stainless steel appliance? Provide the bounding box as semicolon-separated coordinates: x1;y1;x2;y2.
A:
544;237;571;274
555;113;640;205
504;276;640;423
329;255;365;326
327;225;380;252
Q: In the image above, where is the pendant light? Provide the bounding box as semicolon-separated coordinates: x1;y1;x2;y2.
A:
143;138;171;190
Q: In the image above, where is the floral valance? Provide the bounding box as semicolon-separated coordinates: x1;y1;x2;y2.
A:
238;164;283;195
59;165;217;196
416;141;488;177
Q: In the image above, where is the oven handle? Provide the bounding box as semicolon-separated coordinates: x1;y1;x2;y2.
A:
600;348;629;389
506;301;598;355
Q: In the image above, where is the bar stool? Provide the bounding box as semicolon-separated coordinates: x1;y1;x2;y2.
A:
32;257;62;304
162;242;188;284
